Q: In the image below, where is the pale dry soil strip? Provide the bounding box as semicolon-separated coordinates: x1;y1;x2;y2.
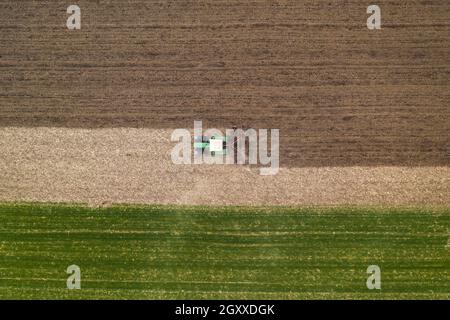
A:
0;127;449;206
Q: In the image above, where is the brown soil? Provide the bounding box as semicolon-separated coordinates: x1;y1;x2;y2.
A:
0;1;449;167
0;127;449;206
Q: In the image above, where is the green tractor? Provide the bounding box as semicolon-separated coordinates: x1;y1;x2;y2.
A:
194;135;228;157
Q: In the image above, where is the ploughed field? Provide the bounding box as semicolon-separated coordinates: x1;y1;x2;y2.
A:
0;203;448;299
1;1;449;167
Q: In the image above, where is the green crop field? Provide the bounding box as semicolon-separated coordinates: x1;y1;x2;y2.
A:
0;203;448;299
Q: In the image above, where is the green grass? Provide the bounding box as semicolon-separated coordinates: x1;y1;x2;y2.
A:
0;203;448;299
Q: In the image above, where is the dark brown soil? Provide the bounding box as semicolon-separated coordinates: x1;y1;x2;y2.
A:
1;0;449;167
